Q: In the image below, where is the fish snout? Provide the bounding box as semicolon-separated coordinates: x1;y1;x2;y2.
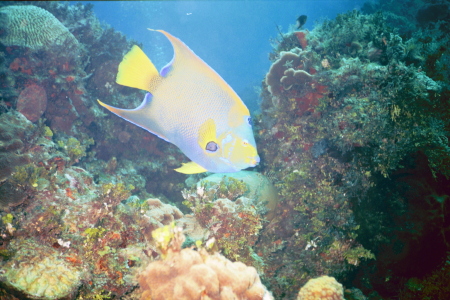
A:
249;155;260;167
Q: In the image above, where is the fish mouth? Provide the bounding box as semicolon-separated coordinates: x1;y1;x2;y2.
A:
249;156;260;167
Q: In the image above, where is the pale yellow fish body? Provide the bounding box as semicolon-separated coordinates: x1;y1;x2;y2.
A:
98;30;259;174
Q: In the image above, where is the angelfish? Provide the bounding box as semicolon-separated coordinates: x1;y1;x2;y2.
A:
97;29;260;174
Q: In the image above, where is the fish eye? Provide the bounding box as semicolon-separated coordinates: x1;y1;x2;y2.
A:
247;116;253;126
205;141;219;152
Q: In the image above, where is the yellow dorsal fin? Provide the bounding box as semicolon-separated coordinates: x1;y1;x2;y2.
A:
174;162;208;174
116;45;161;92
198;118;217;149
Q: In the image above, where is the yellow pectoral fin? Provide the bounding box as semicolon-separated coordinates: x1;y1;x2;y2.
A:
116;45;161;92
174;162;208;174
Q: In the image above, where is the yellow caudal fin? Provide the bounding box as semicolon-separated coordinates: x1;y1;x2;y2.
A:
174;162;208;174
116;45;161;92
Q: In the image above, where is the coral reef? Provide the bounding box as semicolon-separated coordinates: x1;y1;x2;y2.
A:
297;276;344;300
255;6;450;299
139;224;273;300
0;5;78;51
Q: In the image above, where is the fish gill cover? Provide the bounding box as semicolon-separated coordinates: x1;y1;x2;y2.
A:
0;1;449;300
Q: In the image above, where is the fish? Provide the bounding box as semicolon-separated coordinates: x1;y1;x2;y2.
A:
97;29;260;174
296;15;307;29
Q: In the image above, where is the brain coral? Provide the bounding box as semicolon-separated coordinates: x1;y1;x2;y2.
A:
1;239;84;299
0;5;78;50
297;276;344;300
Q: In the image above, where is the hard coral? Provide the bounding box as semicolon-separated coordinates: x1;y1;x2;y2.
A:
297;276;344;300
0;5;79;51
1;238;84;300
139;226;273;300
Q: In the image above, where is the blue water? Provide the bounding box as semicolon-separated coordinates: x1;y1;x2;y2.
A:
76;1;367;111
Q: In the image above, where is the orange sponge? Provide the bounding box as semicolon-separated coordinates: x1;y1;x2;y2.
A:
297;275;344;300
139;246;273;300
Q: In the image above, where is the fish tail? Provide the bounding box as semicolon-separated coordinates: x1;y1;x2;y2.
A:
116;45;161;92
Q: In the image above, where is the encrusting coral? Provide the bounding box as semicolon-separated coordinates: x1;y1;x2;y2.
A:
0;5;79;51
297;276;344;300
138;224;273;300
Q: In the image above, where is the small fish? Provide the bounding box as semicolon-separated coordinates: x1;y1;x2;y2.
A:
296;15;307;29
98;30;260;174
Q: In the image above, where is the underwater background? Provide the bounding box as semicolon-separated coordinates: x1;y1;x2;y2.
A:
0;0;449;299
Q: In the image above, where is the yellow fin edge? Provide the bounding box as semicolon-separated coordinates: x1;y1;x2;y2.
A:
174;162;208;174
